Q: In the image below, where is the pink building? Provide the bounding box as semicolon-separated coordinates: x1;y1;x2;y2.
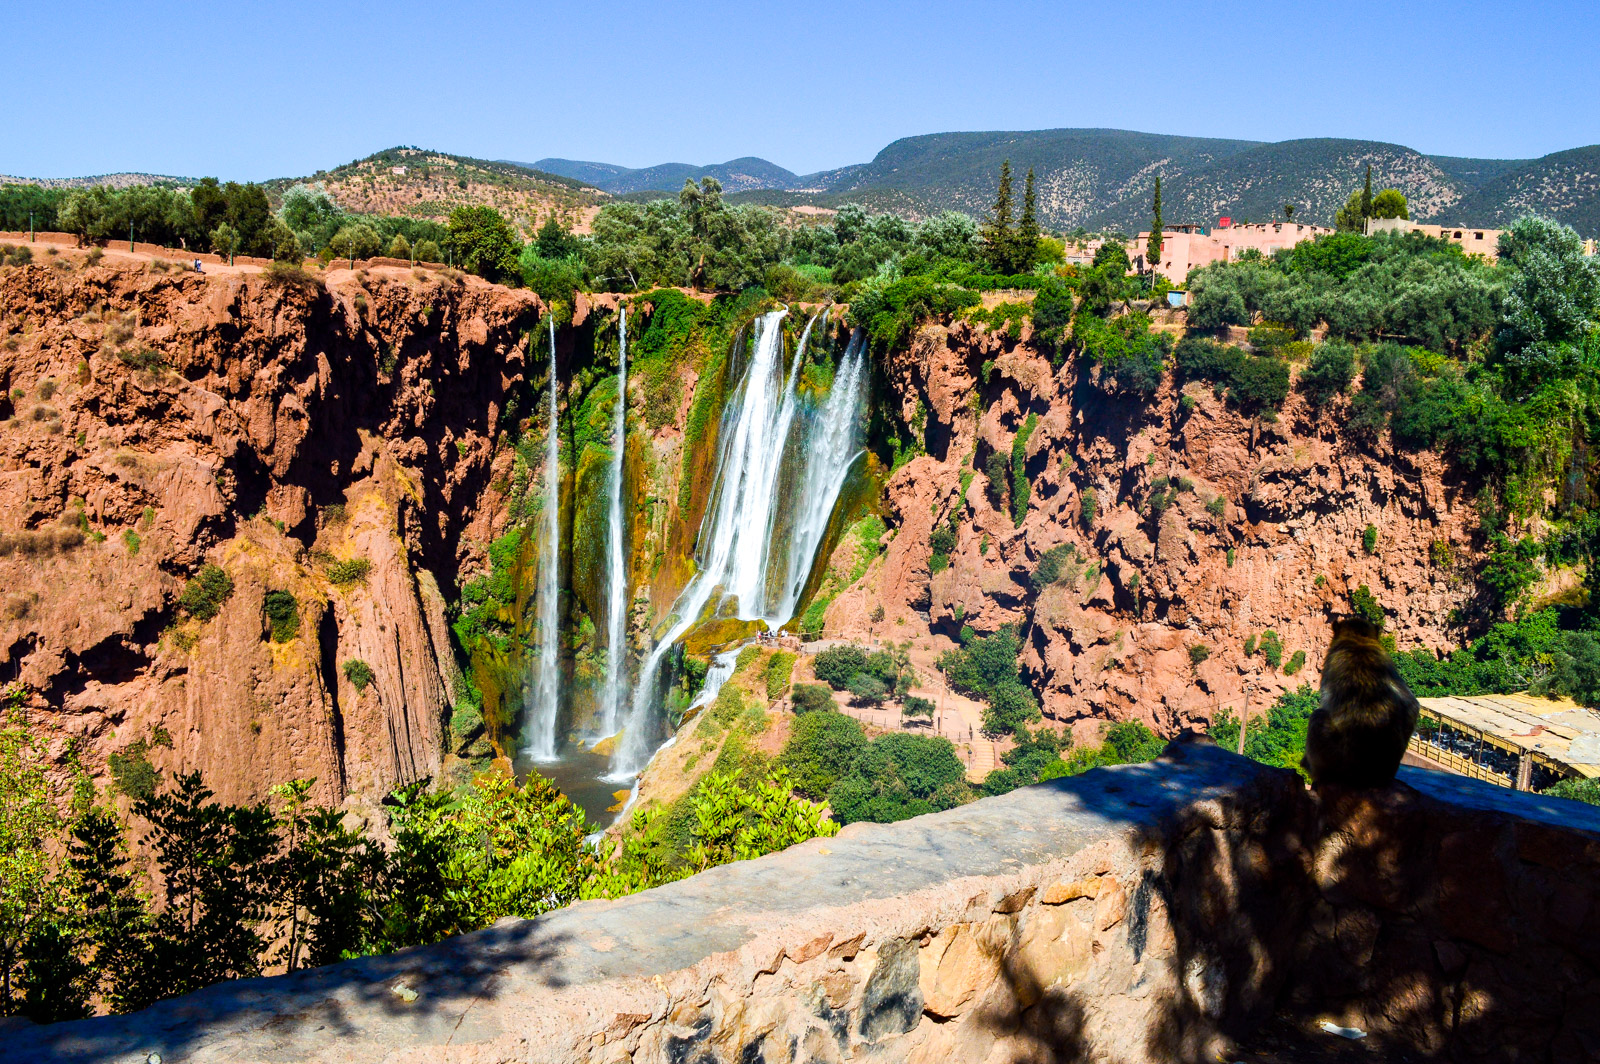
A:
1128;219;1335;283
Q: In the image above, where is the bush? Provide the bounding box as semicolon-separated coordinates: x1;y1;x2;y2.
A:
1031;543;1079;588
1351;584;1385;627
1072;311;1171;395
790;684;834;714
264;590;301;643
1208;685;1318;775
1080;488;1097;528
985;450;1010;511
1259;629;1284;669
827;733;969;825
1299;341;1356;405
1188;644;1210;667
764;650;796;701
902;695;935;718
1174;336;1290;413
343;659;375;692
179;563;234;621
1283;649;1307;676
846;673;889;705
937;626;1040;736
779;711;867;799
325;556;372;587
1362;524;1378;554
109;740;159;800
415;239;442;263
812;645;869;690
1543;776;1600;806
1205;496;1226;519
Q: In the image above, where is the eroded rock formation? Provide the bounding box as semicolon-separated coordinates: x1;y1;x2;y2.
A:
0;259;538;807
829;313;1479;738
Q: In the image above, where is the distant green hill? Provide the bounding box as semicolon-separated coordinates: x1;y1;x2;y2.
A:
1112;138;1471;231
1448;146;1600;235
524;156;805;195
824;128;1263;230
550;129;1600;237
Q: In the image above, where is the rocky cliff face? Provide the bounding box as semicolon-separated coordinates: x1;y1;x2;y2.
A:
826;313;1479;737
0;256;1484;808
0;257;540;808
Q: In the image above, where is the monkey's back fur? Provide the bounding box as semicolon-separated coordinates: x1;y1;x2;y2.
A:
1304;617;1420;788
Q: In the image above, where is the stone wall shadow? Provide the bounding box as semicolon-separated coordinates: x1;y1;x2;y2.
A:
3;921;574;1064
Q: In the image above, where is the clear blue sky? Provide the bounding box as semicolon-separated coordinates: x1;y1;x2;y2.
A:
5;0;1598;180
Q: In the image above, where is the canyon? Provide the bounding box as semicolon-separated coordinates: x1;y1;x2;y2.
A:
0;246;1480;817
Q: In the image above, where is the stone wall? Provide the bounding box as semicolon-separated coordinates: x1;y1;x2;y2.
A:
6;741;1599;1064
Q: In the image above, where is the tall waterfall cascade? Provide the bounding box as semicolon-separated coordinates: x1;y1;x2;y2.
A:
524;316;562;762
599;307;630;741
610;311;868;777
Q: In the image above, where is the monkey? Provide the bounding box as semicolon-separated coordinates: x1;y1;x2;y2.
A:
1302;616;1419;788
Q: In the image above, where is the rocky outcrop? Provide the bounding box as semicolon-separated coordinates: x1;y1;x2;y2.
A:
10;741;1597;1063
834;316;1482;737
0;258;539;806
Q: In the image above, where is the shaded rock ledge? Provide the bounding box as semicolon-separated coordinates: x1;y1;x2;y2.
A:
6;741;1599;1063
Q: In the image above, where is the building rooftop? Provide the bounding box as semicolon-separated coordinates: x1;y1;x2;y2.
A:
1418;693;1600;779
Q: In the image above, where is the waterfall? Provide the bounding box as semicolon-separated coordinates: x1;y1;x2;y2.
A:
524;316;562;762
777;328;868;620
599;307;630;739
609;309;868;777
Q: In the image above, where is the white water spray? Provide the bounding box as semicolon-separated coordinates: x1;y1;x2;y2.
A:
524;316;562;761
599;307;630;739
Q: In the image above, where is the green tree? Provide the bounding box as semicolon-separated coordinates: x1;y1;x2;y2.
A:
779;711;868;800
1494;215;1600;392
127;773;280;1006
1146;176;1164;275
447;206;521;283
1370;189;1409;220
0;706;74;1018
1016;167;1040;273
211;223;240;265
980;160;1016;274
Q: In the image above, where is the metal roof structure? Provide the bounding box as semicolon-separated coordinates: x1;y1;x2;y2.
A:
1416;694;1600;785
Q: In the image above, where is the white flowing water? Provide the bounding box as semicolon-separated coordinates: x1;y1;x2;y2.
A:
523;316;562;762
599;307;630;739
609;310;868;778
777;328;867;620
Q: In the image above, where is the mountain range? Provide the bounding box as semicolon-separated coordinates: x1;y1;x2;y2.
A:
522;128;1600;235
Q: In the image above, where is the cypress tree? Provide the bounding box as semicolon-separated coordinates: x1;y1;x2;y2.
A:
981;160;1015;273
1359;165;1373;221
1016;167;1040;273
1146;176;1164;277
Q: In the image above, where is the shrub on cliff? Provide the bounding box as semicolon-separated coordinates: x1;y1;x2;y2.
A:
1072;311;1170;395
343;659;375;692
179;563;234;621
1175;336;1290;414
264;590;300;643
1298;340;1356;405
